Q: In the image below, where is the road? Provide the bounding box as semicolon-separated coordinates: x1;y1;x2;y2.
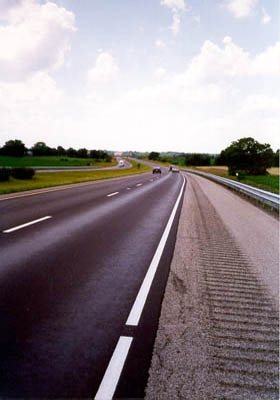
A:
0;169;184;398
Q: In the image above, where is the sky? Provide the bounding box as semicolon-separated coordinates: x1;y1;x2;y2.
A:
0;0;279;153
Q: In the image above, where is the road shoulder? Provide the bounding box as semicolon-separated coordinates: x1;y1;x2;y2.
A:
145;175;220;399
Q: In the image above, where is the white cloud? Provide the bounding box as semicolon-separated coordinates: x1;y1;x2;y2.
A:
155;67;167;79
0;0;25;18
225;0;258;18
0;0;77;147
186;37;280;82
0;0;76;82
160;0;187;35
1;32;279;152
251;42;280;76
170;14;181;35
160;0;186;12
155;39;167;49
261;8;271;24
88;52;119;83
0;72;62;109
0;71;64;148
240;94;280;115
105;37;280;151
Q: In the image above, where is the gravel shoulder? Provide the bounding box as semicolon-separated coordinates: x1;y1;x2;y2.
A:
145;172;279;400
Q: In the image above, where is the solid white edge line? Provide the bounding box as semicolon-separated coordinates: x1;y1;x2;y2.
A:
126;176;186;326
107;192;119;197
3;216;52;233
95;336;133;400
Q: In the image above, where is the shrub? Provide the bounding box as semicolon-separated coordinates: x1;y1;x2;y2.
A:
11;167;35;180
0;168;11;181
228;166;237;176
235;170;246;180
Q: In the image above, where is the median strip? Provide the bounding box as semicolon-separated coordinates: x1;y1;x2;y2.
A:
95;336;133;400
3;216;52;233
107;192;119;197
126;176;186;326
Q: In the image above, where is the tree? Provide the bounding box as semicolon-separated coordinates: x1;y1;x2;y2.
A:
0;139;26;157
220;137;274;175
31;142;58;156
148;151;160;161
185;153;211;166
66;147;78;157
272;150;279;167
57;146;66;156
215;151;227;166
77;148;88;158
104;153;112;162
31;142;49;156
89;150;111;161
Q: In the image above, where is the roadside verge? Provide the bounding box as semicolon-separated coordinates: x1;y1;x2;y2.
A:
0;160;151;197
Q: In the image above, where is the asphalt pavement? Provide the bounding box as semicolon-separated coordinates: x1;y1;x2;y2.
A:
0;168;184;398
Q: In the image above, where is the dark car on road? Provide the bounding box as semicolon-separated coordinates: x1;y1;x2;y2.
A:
153;167;161;174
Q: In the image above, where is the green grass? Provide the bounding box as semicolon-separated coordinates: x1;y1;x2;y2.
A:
192;166;279;194
242;175;279;193
0;155;117;168
0;159;152;195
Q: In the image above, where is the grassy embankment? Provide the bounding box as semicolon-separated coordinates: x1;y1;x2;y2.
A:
191;166;279;194
0;155;118;168
0;159;152;195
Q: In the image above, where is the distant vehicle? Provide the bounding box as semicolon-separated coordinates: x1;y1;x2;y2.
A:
119;160;125;167
172;167;179;173
153;167;161;174
169;165;175;171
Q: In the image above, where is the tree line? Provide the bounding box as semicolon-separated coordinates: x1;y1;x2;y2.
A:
0;140;112;162
148;138;279;175
148;151;213;166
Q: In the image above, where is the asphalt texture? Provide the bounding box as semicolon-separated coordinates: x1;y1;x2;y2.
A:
0;169;184;398
146;172;279;400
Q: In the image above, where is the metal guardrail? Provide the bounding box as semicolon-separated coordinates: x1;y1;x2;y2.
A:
182;169;280;211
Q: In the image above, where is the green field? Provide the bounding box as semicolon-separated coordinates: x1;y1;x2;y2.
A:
0;155;117;168
192;166;279;194
0;159;152;195
242;175;279;193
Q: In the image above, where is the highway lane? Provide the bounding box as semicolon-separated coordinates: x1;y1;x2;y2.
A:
0;173;155;232
0;169;184;398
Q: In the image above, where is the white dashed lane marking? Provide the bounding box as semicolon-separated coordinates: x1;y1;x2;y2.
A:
107;192;119;197
3;216;52;233
95;336;133;400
